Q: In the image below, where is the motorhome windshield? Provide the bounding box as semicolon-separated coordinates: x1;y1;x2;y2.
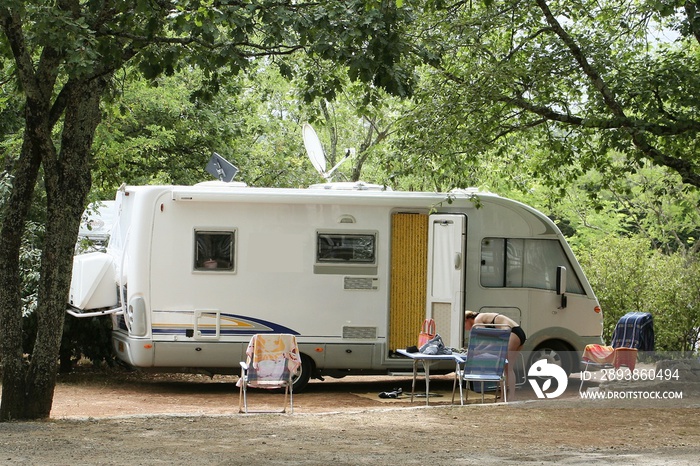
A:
480;237;584;294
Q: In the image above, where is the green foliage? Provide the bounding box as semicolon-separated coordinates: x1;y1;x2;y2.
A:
18;221;42;319
123;0;420;100
93;70;218;194
0;59;24;171
396;0;700;190
93;56;408;192
579;235;700;353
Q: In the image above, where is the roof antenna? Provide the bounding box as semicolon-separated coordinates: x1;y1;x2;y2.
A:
302;123;353;181
206;152;239;182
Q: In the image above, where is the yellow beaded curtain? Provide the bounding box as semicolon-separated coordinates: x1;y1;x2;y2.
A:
388;212;428;351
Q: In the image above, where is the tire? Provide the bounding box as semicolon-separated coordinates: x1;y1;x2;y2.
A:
292;353;313;393
529;341;573;376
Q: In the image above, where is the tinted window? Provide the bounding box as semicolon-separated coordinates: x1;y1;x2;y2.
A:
194;231;235;271
317;233;376;264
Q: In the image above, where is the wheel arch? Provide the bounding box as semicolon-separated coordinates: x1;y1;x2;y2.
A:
524;328;584;375
292;352;316;392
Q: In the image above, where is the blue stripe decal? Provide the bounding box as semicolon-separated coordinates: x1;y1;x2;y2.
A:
150;312;300;336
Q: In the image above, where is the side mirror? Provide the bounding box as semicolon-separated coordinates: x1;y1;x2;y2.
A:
556;266;566;295
556;266;568;309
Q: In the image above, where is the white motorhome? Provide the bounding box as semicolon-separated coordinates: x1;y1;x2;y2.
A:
68;180;603;390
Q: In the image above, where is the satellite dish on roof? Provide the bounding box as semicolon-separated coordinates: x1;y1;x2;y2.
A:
302;123;327;176
206;152;239;182
302;123;354;182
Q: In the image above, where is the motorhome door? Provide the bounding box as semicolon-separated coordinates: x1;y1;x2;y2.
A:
426;214;466;349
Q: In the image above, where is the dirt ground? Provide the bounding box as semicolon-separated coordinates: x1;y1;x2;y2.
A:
1;363;699;465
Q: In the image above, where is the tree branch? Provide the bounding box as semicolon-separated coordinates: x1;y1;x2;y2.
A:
101;28;305;56
505;95;700;135
535;0;700;188
0;6;61;104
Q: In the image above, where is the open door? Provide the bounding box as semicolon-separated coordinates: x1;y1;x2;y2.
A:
426;214;466;349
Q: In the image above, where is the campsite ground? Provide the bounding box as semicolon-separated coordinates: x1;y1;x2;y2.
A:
1;363;699;465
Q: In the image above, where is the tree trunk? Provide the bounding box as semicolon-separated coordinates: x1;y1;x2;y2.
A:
0;74;108;420
27;76;107;419
0;105;49;421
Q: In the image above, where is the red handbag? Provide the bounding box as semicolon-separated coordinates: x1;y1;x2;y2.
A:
417;318;436;348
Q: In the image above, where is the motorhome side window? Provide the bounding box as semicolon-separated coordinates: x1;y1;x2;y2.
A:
194;231;235;271
480;238;584;294
317;233;376;263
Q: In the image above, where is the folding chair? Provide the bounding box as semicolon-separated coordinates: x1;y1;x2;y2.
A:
452;326;510;404
238;333;301;413
610;311;654;352
579;312;654;391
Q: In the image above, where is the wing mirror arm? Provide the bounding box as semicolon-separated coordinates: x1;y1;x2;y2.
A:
556;266;568;309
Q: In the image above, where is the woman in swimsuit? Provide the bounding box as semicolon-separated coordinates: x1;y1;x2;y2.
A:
464;311;526;401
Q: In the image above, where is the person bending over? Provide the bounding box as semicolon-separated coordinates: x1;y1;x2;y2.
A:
464;311;526;401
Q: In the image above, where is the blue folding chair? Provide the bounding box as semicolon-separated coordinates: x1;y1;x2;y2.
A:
452;326;511;404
